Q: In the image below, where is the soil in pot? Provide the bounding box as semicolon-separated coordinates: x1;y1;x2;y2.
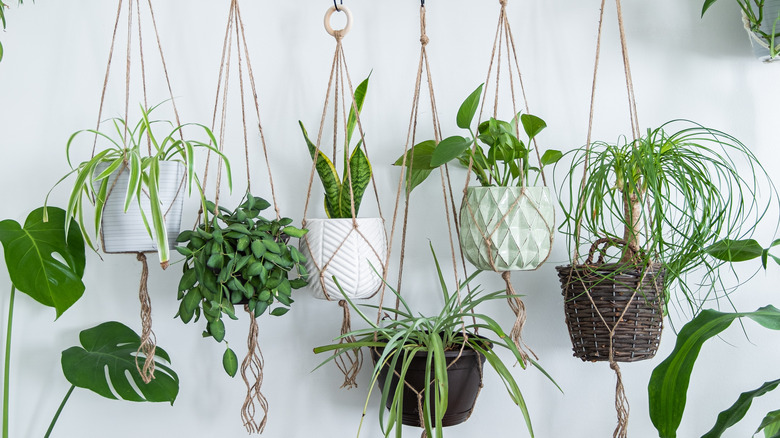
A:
370;342;487;427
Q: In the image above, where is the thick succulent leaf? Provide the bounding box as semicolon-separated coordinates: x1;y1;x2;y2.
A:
337;142;371;218
61;321;179;404
648;306;780;438
0;207;86;317
299;121;341;217
701;379;780;438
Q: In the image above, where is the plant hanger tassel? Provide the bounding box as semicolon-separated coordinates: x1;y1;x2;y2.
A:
199;0;281;433
299;3;388;389
460;0;553;363
91;0;188;383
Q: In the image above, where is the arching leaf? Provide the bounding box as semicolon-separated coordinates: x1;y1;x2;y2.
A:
701;379;780;438
0;207;86;317
61;321;179;404
300;121;341;218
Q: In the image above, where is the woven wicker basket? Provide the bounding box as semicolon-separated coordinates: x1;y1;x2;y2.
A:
556;240;665;363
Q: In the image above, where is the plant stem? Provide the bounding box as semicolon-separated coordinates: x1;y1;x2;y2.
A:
2;285;15;438
43;385;75;438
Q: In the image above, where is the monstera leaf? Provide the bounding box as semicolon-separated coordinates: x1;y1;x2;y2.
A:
0;207;86;317
61;322;179;404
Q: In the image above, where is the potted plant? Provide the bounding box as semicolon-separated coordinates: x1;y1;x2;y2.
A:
298;75;387;300
175;193;309;374
47;102;231;269
702;0;780;62
314;244;559;438
394;84;562;272
555;120;774;362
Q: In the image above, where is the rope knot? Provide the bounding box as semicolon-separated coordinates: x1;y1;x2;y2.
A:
420;35;430;46
500;0;508;6
333;30;344;41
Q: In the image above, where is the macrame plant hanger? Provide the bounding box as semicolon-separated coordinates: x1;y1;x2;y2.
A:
198;0;279;433
570;0;646;436
92;0;186;385
377;4;482;436
460;0;552;363
299;3;388;389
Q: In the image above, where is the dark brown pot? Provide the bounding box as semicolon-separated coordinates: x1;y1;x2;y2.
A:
371;343;486;428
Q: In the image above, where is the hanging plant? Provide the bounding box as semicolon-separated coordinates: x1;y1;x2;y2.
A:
47;102;231;269
175;193;309;376
702;0;780;61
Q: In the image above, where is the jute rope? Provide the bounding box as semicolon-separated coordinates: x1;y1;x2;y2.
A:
566;1;651;434
135;252;156;384
300;5;387;388
335;300;362;389
201;1;283;432
241;306;268;435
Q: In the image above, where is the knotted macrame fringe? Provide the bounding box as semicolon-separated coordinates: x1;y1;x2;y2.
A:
501;271;536;364
135;252;156;383
610;359;629;438
335;300;363;389
241;306;268;434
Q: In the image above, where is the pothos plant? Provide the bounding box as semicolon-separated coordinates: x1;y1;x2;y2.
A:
175;193;309;376
702;0;780;60
46;101;231;269
557;120;775;315
299;75;371;218
394;84;562;193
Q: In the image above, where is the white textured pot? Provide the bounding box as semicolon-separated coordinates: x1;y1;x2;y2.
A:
299;217;387;300
96;161;186;254
459;186;554;271
744;0;780;62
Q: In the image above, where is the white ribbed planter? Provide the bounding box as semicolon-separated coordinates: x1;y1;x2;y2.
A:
744;0;780;62
299;217;387;300
459;186;554;271
95;161;186;254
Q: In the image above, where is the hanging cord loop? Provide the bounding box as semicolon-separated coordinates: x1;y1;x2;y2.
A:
241;306;268;435
135;252;156;384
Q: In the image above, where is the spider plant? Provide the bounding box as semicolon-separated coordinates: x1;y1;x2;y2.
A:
557;119;775;316
0;0;27;63
313;244;559;438
46;102;231;269
702;0;780;60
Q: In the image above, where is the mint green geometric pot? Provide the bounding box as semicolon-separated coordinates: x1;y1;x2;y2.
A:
459;186;555;272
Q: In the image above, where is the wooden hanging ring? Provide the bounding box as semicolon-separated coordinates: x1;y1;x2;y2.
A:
324;5;353;38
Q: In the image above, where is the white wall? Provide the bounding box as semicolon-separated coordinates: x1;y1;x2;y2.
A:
1;0;779;437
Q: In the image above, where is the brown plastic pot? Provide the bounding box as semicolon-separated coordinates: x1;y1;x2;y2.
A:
371;343;486;428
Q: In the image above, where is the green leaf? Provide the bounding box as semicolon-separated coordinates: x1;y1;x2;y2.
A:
393;140;436;193
337;143;372;218
300;121;341;218
208;319;226;342
0;207;86;317
346;74;370;147
648;306;780;438
701;379;780;438
456;84;483;129
540;149;563;166
223;347;238;377
705;239;764;262
282;226;307;239
520;113;547;140
702;0;719;16
270;307;289;316
178;268;197;291
430;136;472;168
61;321;179;404
757;410;780;437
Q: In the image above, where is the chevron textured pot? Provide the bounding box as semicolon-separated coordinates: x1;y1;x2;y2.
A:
459;186;554;271
96;161;186;254
299;217;387;300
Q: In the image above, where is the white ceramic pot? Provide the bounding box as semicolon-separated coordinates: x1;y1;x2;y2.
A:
299;217;387;300
744;0;780;62
95;161;186;254
459;186;554;271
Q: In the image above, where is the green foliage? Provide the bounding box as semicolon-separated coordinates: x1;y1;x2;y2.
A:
758;410;780;437
706;238;780;269
0;0;27;63
300;75;372;218
0;207;85;317
557;120;775;314
313;244;559;438
47;102;231;268
61;321;179;404
647;306;780;438
176;193;308;376
395;84;561;193
702;0;780;59
701;379;780;438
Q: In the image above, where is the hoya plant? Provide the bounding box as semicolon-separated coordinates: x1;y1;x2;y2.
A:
394;84;562;193
299;75;371;218
175;193;309;376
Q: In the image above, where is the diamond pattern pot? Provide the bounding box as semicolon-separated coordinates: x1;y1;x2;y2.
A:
96;161;185;254
459;186;554;271
299;217;387;300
